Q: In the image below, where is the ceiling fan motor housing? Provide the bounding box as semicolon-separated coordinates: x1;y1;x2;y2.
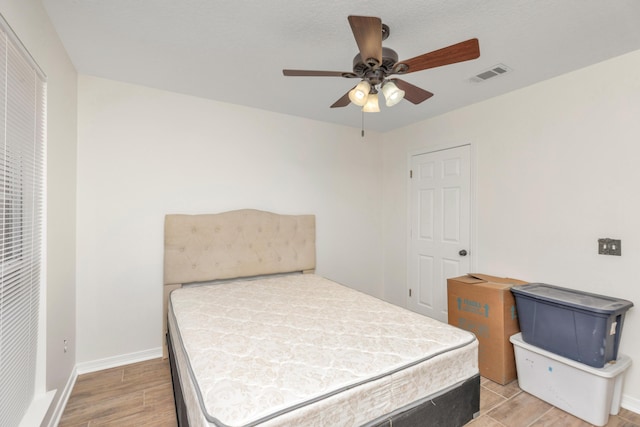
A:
353;47;399;86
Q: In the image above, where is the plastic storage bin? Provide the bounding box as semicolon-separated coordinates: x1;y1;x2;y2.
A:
511;333;631;426
511;283;633;368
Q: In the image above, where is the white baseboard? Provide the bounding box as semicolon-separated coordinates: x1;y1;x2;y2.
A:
621;394;640;416
76;347;163;375
47;366;77;427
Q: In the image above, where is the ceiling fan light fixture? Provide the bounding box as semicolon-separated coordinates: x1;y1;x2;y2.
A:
362;92;380;113
381;80;405;107
348;80;371;106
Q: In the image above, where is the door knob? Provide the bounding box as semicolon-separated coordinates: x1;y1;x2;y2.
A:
459;249;468;256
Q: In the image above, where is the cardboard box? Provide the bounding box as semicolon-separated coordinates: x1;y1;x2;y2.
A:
447;274;528;384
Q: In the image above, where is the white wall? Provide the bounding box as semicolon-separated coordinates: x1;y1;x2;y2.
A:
76;76;384;363
0;0;78;424
382;50;640;407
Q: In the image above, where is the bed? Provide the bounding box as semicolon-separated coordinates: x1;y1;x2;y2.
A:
163;209;480;427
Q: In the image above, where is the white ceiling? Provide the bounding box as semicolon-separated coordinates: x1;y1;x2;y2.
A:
42;0;640;133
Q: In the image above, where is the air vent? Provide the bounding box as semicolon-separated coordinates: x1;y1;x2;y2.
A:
470;64;511;83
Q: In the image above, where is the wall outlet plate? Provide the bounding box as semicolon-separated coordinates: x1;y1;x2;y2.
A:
598;238;621;256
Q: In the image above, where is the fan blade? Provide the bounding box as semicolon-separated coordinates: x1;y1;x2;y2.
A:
394;38;480;74
348;16;382;67
330;89;353;108
283;69;357;78
391;79;434;104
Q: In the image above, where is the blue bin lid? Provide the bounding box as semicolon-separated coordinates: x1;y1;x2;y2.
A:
511;283;633;314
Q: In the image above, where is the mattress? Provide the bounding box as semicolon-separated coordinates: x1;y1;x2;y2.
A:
168;274;478;427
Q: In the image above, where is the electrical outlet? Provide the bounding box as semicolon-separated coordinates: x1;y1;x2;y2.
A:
598;238;621;256
64;339;68;353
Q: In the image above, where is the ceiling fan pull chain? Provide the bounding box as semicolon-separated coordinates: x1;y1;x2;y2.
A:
361;110;365;137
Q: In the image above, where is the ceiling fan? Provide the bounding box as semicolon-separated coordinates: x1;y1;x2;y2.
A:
283;15;480;112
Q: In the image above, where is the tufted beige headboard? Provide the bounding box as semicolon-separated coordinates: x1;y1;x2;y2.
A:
162;209;316;357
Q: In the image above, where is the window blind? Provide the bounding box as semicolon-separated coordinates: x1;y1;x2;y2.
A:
0;15;46;427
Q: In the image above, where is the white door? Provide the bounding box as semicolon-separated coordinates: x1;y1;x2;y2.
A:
408;145;471;322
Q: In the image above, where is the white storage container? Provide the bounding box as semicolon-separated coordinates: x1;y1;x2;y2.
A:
510;333;631;426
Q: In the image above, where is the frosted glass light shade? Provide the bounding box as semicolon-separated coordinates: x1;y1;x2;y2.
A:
381;81;405;107
348;80;371;106
362;92;380;113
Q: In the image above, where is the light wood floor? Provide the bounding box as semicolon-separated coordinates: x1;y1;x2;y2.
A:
59;358;640;426
470;377;640;427
59;358;176;426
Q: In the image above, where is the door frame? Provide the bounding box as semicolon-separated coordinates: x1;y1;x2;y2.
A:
406;142;478;309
